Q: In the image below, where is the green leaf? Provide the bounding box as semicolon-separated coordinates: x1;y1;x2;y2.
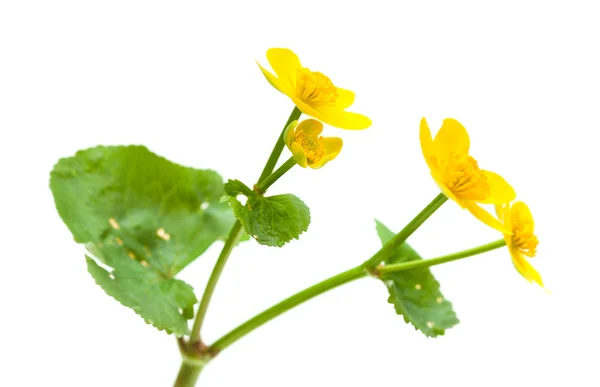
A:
375;220;459;337
86;255;196;336
224;180;310;247
50;145;241;335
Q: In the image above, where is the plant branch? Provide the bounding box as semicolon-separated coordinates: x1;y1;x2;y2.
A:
257;106;302;184
187;107;302;348
210;265;367;352
189;220;243;344
255;157;296;193
378;239;507;276
208;238;506;353
362;193;448;268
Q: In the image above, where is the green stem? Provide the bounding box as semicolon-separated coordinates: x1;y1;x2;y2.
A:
187;107;301;350
210;265;367;352
362;193;448;268
173;360;204;387
175;106;303;386
256;158;296;193
257;106;302;184
189;220;243;343
378;239;507;277
209;238;506;354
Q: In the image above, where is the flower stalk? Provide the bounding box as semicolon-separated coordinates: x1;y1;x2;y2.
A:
255;157;296;193
210;265;367;352
189;220;244;345
377;239;506;276
208;239;507;353
257;106;302;183
362;193;448;268
177;106;305;386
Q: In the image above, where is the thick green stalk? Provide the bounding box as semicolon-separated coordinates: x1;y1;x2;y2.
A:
210;265;367;352
173;360;204;387
362;193;448;268
256;157;296;193
189;220;243;343
257;106;302;184
378;239;506;276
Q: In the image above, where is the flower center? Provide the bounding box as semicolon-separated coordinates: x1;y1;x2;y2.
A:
441;151;490;200
296;68;338;105
512;208;538;257
295;131;325;164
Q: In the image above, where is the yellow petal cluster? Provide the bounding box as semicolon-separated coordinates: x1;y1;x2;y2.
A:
496;201;543;287
284;119;342;169
420;118;516;233
258;48;371;130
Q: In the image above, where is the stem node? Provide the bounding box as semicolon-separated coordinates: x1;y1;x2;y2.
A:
365;265;383;278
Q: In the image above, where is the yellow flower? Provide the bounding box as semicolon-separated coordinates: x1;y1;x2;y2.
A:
284;119;342;169
420;118;516;233
496;201;543;287
257;48;371;130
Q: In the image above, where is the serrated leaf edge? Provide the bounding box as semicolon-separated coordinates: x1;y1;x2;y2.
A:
384;280;459;338
225;194;311;247
86;255;192;337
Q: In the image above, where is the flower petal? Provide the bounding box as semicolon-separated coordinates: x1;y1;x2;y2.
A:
463;200;512;234
501;204;513;249
307;137;342;169
433;118;470;159
284;120;298;149
336;88;355;109
292;99;371;130
510;250;544;287
266;48;301;90
291;97;328;121
320;136;343;155
311;105;371;130
296;118;323;136
512;201;535;228
256;61;286;94
309;152;338;169
420;118;440;175
479;171;516;204
308;137;343;169
290;142;308;168
495;203;507;220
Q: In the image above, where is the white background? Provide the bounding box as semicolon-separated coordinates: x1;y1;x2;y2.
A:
1;1;599;386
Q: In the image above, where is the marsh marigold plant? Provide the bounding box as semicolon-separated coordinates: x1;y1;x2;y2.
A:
49;47;545;387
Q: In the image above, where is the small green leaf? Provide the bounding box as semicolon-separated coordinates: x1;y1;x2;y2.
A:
375;220;459;337
50;145;241;335
226;185;310;247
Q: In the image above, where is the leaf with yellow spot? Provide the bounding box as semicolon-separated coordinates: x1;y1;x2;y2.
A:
50;145;244;336
375;220;459;338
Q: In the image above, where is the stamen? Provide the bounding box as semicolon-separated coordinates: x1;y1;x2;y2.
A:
296;68;338;105
511;206;538;257
441;151;490;200
294;131;325;164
